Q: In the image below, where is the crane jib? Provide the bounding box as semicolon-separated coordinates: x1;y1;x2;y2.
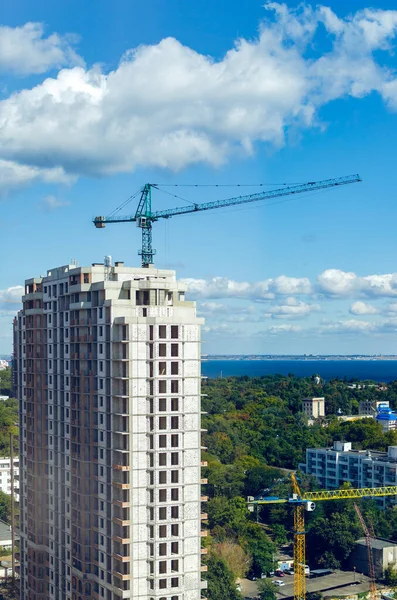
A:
93;173;361;267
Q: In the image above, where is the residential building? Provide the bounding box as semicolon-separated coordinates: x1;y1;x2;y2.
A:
0;360;9;370
14;262;206;600
376;405;397;432
0;518;19;550
349;537;397;578
299;443;397;507
0;458;19;502
359;399;389;416
302;397;325;420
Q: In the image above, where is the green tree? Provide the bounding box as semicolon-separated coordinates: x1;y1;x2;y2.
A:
0;491;11;522
384;565;397;586
206;553;242;600
242;522;276;578
307;509;361;568
257;579;277;600
272;524;288;546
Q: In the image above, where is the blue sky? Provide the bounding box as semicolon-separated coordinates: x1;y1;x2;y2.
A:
1;0;397;355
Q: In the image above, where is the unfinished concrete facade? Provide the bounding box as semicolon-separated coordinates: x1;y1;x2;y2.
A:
14;262;207;600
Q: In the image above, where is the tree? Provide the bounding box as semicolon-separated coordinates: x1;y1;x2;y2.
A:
214;541;252;579
271;524;288;546
207;553;242;600
0;491;11;522
242;522;276;578
307;593;323;600
384;565;397;586
257;579;277;600
306;509;361;568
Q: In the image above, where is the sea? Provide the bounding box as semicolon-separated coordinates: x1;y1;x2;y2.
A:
201;360;397;383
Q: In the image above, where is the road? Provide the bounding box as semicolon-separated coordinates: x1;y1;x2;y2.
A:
241;570;376;599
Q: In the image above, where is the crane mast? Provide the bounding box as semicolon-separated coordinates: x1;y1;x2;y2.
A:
249;481;397;600
94;175;361;267
354;503;377;600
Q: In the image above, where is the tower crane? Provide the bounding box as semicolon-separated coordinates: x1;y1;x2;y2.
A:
248;475;397;600
93;175;361;267
354;503;376;600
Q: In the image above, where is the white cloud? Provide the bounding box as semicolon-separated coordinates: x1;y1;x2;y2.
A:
0;22;82;75
183;276;312;301
0;286;23;309
1;5;397;188
267;324;302;334
349;301;379;315
321;319;376;334
0;159;73;196
265;297;320;319
203;324;241;335
39;195;70;211
318;269;397;298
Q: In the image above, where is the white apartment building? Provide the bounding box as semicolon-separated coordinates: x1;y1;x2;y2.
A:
0;457;19;502
14;262;206;600
299;442;397;507
302;397;325;420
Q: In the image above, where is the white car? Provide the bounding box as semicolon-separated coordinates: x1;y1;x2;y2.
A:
273;580;285;586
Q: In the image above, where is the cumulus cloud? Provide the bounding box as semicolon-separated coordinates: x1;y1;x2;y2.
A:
0;159;73;197
321;319;376;334
265;297;320;319
318;269;397;298
38;195;70;211
203;324;241;335
1;4;397;190
183;275;312;301
0;286;23;309
349;301;379;315
0;22;82;75
267;324;302;334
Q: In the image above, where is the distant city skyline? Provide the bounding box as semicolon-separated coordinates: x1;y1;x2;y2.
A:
2;0;397;354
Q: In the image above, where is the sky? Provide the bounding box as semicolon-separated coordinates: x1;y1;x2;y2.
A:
1;0;397;355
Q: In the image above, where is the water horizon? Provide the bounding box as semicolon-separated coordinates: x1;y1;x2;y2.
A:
201;359;397;382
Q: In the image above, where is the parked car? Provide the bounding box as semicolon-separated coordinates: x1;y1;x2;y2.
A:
273;580;285;587
275;570;285;577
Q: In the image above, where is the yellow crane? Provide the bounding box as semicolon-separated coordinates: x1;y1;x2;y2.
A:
248;475;397;600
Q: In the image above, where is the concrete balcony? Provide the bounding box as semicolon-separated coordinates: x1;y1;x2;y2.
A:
201;461;208;467
112;500;130;509
201;496;209;502
200;548;208;555
200;565;208;572
112;535;130;544
112;570;130;581
113;518;130;527
112;482;131;490
200;513;208;520
113;553;130;562
200;478;208;484
200;530;208;537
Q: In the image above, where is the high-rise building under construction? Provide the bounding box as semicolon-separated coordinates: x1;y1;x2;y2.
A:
14;261;206;600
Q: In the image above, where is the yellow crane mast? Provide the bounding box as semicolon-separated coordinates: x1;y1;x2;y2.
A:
248;475;397;600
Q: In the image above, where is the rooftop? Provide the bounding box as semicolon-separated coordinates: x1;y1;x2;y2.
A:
356;537;396;550
0;520;19;544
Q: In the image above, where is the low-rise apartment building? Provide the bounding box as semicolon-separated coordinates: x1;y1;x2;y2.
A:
0;457;19;502
302;397;325;420
299;442;397;507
